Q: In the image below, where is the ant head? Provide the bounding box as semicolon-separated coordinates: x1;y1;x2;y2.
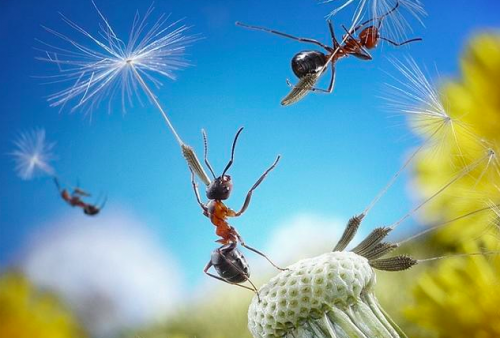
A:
206;175;233;200
359;26;379;49
203;127;244;200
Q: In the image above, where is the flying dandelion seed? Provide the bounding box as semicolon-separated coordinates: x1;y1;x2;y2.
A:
37;1;212;185
322;0;426;44
11;128;56;180
384;57;487;162
37;1;195;118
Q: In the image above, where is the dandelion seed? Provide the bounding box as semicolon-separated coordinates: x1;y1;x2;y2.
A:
11;129;56;180
385;57;458;142
37;1;196;117
361;57;470;218
37;1;213;184
322;0;426;44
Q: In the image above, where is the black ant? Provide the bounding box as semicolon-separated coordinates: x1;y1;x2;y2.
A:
53;177;106;216
236;0;422;105
190;127;284;296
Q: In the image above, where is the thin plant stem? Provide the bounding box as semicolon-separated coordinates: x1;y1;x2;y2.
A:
130;63;184;146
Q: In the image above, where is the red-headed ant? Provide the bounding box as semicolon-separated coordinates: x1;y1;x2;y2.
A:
236;0;422;105
190;127;284;296
54;177;106;216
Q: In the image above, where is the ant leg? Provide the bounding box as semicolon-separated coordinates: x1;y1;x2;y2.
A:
241;241;287;272
190;169;208;216
235;22;331;52
234;230;287;271
327;20;340;49
234;155;281;217
204;258;261;301
98;194;108;210
379;36;423;46
201;129;216;179
285;67;335;94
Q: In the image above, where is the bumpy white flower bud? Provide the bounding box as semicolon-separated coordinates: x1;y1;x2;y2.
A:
248;251;406;338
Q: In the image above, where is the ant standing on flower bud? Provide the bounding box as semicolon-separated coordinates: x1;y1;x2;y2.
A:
190;127;284;297
236;0;422;105
53;177;106;216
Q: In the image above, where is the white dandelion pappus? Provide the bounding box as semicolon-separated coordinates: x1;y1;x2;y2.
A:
360;57;493;220
37;1;195;143
322;0;426;44
385;57;485;158
11;129;56;180
37;1;212;185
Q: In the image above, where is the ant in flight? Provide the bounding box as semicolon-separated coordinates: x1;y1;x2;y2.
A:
236;0;422;105
190;127;284;297
53;177;106;216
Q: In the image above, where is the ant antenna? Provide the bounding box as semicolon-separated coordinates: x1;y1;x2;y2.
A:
222;127;244;177
327;20;339;48
202;129;217;179
379;37;423;47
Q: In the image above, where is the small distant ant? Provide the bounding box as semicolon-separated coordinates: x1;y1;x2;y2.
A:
53;177;106;216
236;0;422;105
190;127;284;296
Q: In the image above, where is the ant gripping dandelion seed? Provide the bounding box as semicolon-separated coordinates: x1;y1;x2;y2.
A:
189;127;284;296
11;128;106;216
53;177;107;216
236;1;421;106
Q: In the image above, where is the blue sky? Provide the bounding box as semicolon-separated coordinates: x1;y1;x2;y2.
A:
1;0;499;290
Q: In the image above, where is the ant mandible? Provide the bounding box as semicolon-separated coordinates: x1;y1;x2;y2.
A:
236;0;422;106
53;177;106;216
190;127;284;296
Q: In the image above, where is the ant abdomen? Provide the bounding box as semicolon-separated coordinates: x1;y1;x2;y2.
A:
291;50;327;78
211;247;250;283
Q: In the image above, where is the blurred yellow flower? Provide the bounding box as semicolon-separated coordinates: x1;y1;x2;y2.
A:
414;33;500;246
407;34;500;337
406;244;500;338
0;272;85;338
